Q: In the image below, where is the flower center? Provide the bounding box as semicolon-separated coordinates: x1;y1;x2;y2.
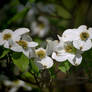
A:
13;80;20;85
36;49;46;59
64;44;76;53
37;21;45;30
80;32;89;41
3;33;12;40
16;40;28;49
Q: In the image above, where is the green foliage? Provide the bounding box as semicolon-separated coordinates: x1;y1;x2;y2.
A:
21;72;35;82
55;5;72;19
58;61;71;73
29;0;36;3
82;49;92;75
0;47;10;59
29;58;39;74
58;19;70;28
74;1;89;27
49;63;56;78
62;0;77;10
34;37;43;47
12;52;29;72
8;8;29;24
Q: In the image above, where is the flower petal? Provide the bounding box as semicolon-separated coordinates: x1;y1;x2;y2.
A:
14;28;30;37
46;40;58;55
38;29;47;37
73;40;92;51
23;49;30;58
21;34;32;41
11;43;23;52
4;41;9;48
2;29;13;35
68;54;82;66
29;48;36;58
52;51;68;62
88;28;92;39
62;29;78;41
0;33;4;45
78;25;87;30
12;35;21;41
28;42;38;47
37;56;53;69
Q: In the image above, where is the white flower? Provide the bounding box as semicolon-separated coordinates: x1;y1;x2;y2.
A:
52;36;82;66
0;28;30;48
11;40;38;58
62;25;92;51
4;80;32;92
73;25;92;51
35;48;53;69
31;16;49;37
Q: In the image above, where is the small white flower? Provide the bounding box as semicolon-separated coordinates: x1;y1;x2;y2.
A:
0;28;30;48
52;36;82;66
11;40;38;58
31;16;49;37
35;48;53;69
73;25;92;51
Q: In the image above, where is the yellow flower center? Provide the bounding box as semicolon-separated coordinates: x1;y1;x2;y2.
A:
3;33;12;40
37;21;45;30
13;80;20;85
16;40;28;49
65;44;76;53
80;32;89;41
36;49;46;59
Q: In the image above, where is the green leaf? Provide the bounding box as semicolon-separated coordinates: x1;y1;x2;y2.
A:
34;37;43;47
58;20;70;28
49;63;56;78
62;0;77;10
58;61;71;73
55;5;72;19
8;8;29;24
0;47;9;59
21;72;35;81
74;1;89;27
12;52;29;72
29;59;39;74
29;0;36;3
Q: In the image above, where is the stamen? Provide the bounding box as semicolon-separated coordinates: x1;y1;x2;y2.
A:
3;33;12;40
80;32;89;41
37;21;45;29
65;44;76;53
16;40;28;49
36;49;46;59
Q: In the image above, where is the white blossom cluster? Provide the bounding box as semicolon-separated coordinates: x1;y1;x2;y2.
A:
52;25;92;66
0;25;92;70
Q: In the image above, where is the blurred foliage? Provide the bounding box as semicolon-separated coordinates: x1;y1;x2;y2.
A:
0;0;91;30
